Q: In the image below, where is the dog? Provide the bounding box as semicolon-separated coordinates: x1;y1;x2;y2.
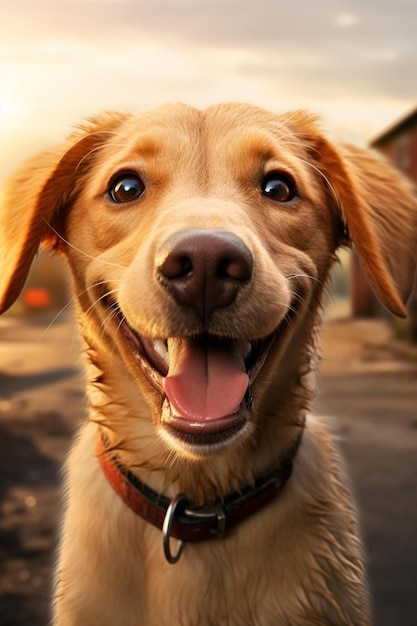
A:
1;103;416;625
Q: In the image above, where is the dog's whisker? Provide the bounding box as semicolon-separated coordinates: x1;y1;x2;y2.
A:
286;272;323;286
290;155;341;212
102;303;127;358
84;287;119;319
75;141;129;173
37;280;115;341
96;298;121;346
36;300;75;341
68;128;123;169
42;219;128;269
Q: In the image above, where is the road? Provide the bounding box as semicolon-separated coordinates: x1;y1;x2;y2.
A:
0;312;416;625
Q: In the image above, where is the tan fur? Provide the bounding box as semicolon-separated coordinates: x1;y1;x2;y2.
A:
1;103;417;625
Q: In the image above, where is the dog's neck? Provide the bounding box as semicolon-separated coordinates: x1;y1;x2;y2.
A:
96;426;303;555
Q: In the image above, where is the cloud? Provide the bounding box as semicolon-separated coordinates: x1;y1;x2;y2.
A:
3;0;416;51
0;0;416;174
335;12;360;29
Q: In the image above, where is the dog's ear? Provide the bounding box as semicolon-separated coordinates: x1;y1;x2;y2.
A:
305;124;417;318
0;113;128;314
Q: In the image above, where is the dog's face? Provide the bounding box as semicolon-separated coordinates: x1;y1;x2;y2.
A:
1;103;416;467
63;104;340;457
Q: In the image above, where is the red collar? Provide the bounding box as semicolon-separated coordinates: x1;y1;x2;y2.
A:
97;429;302;562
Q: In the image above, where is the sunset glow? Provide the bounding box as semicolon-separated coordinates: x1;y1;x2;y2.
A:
1;0;416;179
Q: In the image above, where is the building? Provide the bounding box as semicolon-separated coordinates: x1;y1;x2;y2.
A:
351;106;417;326
370;106;417;179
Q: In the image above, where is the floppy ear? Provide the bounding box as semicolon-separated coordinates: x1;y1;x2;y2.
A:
313;134;417;318
0;112;128;314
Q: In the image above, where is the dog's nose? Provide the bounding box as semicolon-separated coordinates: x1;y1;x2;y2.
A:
157;229;253;321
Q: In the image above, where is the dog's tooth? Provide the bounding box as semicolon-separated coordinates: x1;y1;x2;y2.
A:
153;339;169;365
244;342;252;358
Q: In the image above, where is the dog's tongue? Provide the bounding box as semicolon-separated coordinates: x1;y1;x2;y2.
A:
163;336;249;421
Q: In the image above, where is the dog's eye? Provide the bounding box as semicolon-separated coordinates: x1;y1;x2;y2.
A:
108;174;145;203
261;173;296;203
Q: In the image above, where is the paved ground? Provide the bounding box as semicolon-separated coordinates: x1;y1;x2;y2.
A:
316;318;417;626
0;311;416;625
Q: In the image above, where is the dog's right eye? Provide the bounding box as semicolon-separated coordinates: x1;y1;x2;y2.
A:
108;174;145;203
261;172;296;203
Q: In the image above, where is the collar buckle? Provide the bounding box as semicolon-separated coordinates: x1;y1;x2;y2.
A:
163;498;227;563
184;500;227;538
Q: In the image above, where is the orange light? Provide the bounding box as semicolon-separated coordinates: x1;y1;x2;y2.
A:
23;288;51;308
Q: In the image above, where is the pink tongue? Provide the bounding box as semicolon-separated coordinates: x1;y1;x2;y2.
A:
163;336;249;421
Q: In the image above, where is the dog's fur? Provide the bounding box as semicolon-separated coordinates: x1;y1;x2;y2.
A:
1;103;417;625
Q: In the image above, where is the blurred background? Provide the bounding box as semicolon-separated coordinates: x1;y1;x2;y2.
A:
1;1;416;624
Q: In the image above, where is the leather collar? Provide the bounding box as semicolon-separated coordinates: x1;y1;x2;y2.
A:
97;427;303;549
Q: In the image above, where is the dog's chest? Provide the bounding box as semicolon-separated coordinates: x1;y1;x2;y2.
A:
108;539;294;626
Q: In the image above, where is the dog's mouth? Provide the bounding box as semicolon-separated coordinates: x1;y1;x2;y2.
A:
109;301;276;450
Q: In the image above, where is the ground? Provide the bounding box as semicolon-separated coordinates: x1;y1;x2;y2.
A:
0;310;416;625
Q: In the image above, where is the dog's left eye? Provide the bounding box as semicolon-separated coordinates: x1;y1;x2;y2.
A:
261;173;296;203
108;174;145;203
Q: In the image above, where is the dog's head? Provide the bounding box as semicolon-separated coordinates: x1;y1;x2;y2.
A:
1;103;416;468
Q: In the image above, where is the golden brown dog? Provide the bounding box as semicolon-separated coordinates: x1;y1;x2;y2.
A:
1;103;416;625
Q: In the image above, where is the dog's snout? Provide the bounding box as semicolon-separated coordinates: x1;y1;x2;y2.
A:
157;229;253;320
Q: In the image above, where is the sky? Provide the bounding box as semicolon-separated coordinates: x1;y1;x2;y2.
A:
1;0;416;178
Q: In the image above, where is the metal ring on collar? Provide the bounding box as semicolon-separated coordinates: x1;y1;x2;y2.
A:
162;493;187;564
